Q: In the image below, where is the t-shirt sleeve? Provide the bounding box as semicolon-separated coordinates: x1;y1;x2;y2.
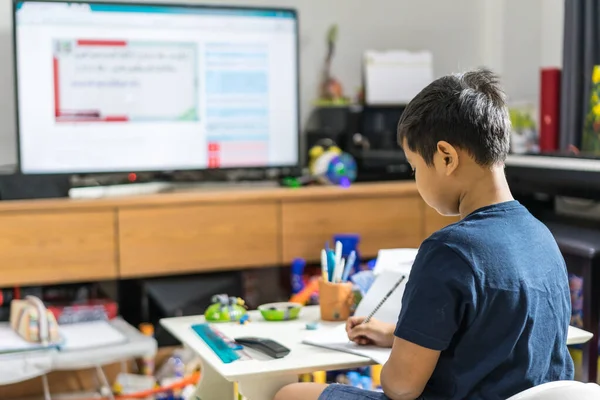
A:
395;239;476;351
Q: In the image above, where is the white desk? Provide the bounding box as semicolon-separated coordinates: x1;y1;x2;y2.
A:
161;306;371;400
568;325;594;346
161;306;593;400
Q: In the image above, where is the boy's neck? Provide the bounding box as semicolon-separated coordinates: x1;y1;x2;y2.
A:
458;166;514;219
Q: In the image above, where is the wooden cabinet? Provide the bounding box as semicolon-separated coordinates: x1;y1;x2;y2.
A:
118;202;280;278
0;182;435;286
0;210;117;286
281;195;424;263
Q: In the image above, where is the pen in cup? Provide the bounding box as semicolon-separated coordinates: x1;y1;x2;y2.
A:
321;249;328;281
334;241;343;273
327;250;336;282
341;250;356;282
333;258;345;283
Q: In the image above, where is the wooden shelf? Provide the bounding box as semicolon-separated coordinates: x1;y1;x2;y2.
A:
0;182;458;286
0;182;419;212
119;202;280;278
0;210;117;286
505;155;600;200
281;196;424;263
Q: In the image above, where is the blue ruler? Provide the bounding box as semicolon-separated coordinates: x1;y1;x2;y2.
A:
191;323;240;364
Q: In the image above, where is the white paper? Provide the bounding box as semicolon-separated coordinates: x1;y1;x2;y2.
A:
303;324;391;365
302;270;407;364
364;50;434;105
59;321;127;351
373;248;418;275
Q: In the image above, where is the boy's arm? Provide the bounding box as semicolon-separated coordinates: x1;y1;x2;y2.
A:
380;239;475;400
381;338;440;400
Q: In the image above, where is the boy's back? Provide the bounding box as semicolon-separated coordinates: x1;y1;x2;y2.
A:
396;200;574;399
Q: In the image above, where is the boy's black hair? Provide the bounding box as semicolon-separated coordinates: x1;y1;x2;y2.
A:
397;68;511;166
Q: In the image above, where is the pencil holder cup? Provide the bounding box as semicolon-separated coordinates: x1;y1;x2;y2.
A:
319;279;354;321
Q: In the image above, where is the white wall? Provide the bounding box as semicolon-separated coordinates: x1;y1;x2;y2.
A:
0;0;489;168
0;0;16;169
499;0;564;105
502;0;543;103
540;0;564;68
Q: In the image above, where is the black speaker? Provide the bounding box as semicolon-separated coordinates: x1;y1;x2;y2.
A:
0;174;71;200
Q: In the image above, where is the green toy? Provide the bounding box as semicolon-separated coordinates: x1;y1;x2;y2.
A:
204;294;248;322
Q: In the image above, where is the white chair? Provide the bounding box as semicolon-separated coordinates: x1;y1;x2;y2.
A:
507;380;600;400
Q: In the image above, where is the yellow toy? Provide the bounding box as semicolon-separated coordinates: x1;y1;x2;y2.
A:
308;139;341;175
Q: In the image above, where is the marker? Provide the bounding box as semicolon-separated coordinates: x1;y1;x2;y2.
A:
327;250;336;282
321;249;328;281
334;241;343;274
341;250;356;282
334;259;345;283
325;241;332;281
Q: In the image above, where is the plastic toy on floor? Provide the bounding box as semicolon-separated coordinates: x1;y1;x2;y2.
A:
204;294;247;322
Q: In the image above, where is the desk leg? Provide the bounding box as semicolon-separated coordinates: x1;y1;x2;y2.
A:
193;359;236;400
237;374;298;400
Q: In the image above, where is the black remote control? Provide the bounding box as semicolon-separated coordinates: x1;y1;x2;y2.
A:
234;337;291;359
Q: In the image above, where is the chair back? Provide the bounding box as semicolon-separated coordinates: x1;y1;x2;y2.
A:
507;381;600;400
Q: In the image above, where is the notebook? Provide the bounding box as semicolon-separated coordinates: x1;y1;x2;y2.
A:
303;324;392;365
372;248;418;275
303;269;409;364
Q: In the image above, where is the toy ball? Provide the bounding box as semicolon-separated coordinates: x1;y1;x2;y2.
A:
326;153;357;186
312;151;357;187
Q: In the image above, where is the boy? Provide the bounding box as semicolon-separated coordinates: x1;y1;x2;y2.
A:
274;69;574;400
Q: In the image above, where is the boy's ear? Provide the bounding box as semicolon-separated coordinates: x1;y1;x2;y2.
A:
435;141;459;175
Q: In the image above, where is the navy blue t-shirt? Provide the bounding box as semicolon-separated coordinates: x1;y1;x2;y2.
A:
395;201;574;400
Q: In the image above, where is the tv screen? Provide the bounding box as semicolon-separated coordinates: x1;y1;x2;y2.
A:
14;1;299;174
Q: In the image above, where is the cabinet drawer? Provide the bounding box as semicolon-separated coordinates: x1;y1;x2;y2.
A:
0;211;117;286
118;203;279;277
281;196;423;263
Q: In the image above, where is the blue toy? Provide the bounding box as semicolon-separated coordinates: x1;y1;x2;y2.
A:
306;322;320;330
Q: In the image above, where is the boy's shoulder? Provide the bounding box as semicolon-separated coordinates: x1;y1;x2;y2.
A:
422;201;564;284
428;200;543;243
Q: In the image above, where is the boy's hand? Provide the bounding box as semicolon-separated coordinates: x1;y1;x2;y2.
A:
346;316;395;348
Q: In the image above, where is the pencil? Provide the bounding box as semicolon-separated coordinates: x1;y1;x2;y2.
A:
362;275;406;324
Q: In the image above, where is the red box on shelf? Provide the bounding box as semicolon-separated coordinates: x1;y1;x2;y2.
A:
47;299;118;325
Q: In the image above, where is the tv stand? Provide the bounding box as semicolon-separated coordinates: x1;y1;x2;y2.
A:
68;181;279;199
